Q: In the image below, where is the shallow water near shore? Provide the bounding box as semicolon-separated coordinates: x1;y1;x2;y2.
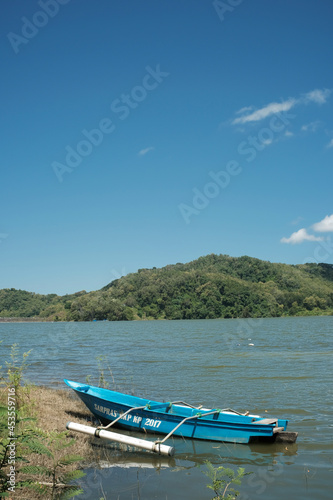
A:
1;316;332;499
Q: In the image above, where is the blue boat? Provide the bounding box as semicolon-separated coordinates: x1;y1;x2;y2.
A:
64;379;297;445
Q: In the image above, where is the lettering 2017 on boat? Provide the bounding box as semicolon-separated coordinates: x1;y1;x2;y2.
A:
144;418;162;428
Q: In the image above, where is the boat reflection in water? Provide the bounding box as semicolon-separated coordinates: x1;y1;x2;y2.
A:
85;429;298;471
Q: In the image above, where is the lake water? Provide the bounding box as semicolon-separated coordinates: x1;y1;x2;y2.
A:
1;316;332;499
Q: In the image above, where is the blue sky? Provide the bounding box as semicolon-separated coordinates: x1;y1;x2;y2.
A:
1;0;332;295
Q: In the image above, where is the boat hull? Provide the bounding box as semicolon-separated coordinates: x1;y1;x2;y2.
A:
64;380;290;445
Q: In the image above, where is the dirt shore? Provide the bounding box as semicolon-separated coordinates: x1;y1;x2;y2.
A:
29;385;96;448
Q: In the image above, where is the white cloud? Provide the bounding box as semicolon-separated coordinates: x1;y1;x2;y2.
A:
301;120;321;132
291;216;304;226
284;130;294;137
312;214;333;232
280;228;324;245
303;88;331;104
326;138;333;148
232;88;331;126
235;106;254;115
232;99;296;125
138;147;154;156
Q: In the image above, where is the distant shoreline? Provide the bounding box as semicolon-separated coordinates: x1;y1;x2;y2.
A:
0;317;47;323
0;312;332;323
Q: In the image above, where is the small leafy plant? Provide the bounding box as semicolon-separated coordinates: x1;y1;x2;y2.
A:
96;355;109;389
203;460;250;499
19;431;85;499
5;343;32;410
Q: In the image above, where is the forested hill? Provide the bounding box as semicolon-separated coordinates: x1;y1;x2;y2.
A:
1;254;333;321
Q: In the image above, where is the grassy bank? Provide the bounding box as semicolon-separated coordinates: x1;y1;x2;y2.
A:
0;382;99;499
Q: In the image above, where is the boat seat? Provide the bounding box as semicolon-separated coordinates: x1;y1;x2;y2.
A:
145;402;172;411
251;418;278;426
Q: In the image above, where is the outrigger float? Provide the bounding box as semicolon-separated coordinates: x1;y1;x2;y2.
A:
64;379;297;457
